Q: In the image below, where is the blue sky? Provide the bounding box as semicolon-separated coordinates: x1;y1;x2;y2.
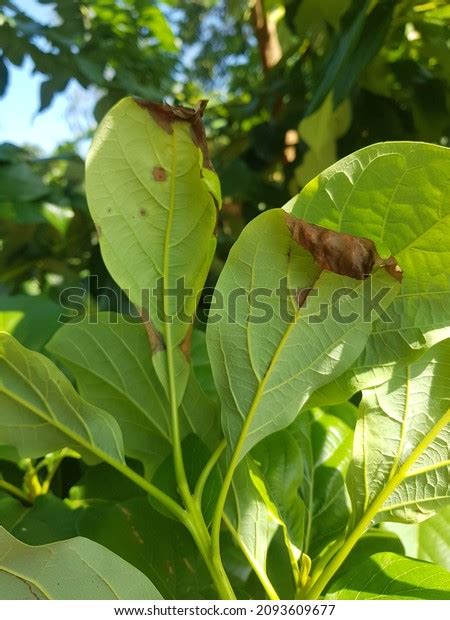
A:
0;0;91;154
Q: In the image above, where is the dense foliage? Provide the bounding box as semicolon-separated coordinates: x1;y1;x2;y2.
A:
0;0;449;601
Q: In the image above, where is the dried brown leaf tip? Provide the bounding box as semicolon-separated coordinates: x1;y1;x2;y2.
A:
286;215;403;282
134;98;213;170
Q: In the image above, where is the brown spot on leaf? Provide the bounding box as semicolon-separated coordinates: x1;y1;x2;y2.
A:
286;215;403;282
139;207;147;216
140;309;165;353
152;166;166;182
134;98;214;170
296;287;313;308
180;323;193;361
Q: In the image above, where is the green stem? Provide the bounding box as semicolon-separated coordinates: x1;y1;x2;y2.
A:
195;439;226;504
41;448;69;494
0;479;30;504
186;508;236;600
306;408;450;599
157;130;236;600
223;513;279;600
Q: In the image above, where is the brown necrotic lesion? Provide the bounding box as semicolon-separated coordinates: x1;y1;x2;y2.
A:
286;215;403;282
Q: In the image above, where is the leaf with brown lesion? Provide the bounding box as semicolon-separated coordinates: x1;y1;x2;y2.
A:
286;215;403;282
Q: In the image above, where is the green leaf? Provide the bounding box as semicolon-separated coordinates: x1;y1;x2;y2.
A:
0;332;124;464
225;458;278;581
325;552;450;600
0;162;48;202
331;0;395;107
0;494;27;531
296;94;351;187
0;526;162;599
289;407;354;558
348;340;450;524
86;97;220;402
191;328;217;401
286;142;450;401
69;462;146;503
76;497;214;599
1;494;77;545
47;314;220;475
335;529;405;579
137;6;177;52
207;207;397;461
251;431;305;582
39;74;69;112
0;294;62;352
384;505;450;571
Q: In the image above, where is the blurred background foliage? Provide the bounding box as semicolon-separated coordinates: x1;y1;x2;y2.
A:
0;0;450;598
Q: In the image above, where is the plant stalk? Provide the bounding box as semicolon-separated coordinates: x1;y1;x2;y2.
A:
0;479;31;504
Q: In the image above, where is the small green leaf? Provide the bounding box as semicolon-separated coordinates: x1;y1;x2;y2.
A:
251;431;305;582
0;332;124;464
289;407;354;558
0;526;161;599
225;458;278;578
325;552;450;600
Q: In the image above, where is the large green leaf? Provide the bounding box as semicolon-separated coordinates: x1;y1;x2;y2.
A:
348;340;450;524
289;406;355;559
0;526;161;599
286;142;450;401
86;97;220;401
207;208;397;460
325;552;450;600
47;314;220;475
0;332;124;464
